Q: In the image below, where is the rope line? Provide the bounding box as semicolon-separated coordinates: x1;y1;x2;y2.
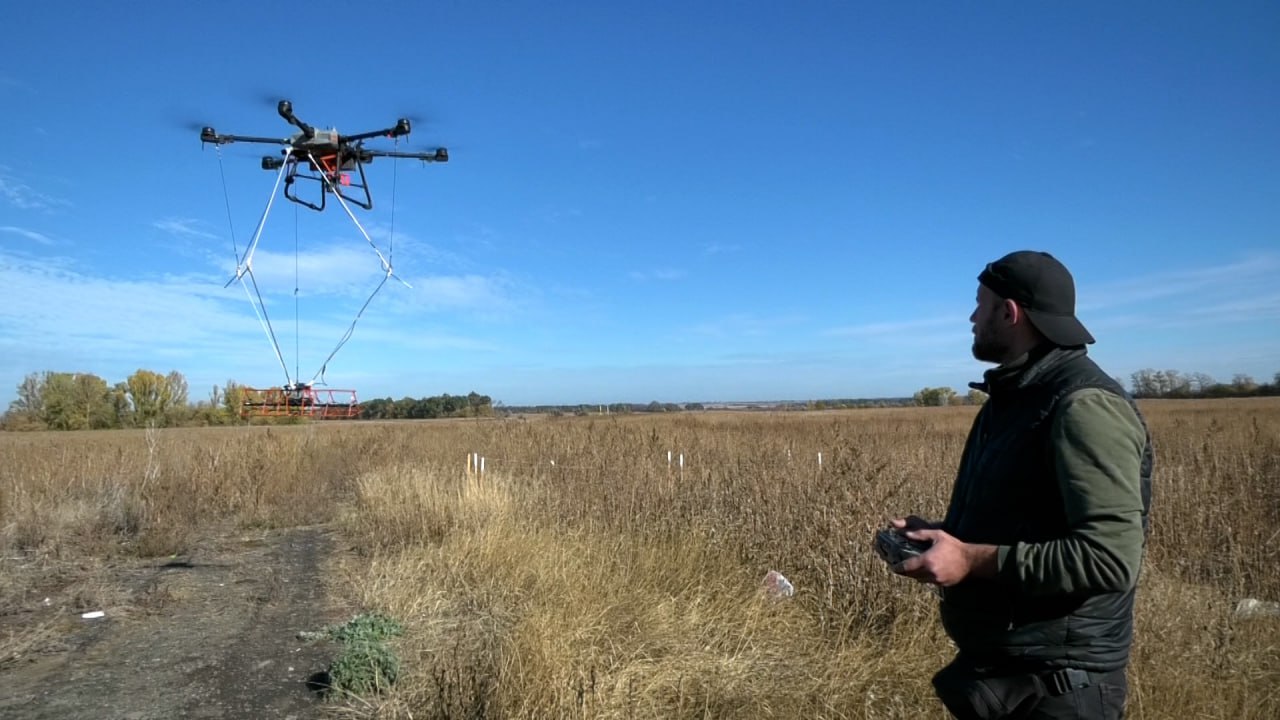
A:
389;137;399;264
294;202;300;383
224;148;296;387
307;153;411;385
217;144;414;388
215;146;239;260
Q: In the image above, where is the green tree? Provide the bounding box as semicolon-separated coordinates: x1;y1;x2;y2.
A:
6;372;46;427
42;372;114;430
6;371;45;422
222;380;247;422
164;370;191;424
127;369;173;426
109;382;133;427
913;387;956;407
1232;374;1257;394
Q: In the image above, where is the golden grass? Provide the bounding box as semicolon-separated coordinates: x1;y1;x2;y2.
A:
3;400;1278;718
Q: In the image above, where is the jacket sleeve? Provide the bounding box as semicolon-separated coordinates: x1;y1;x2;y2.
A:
995;388;1147;595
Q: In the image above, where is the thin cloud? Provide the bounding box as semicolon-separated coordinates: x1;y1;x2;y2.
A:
1189;293;1280;318
0;250;259;368
687;312;805;339
629;268;685;282
234;244;397;298
702;242;741;256
825;315;956;338
401;273;521;315
1076;253;1280;338
0;225;54;245
537;206;584;223
1080;253;1280;311
0;169;68;211
153;218;220;240
0;249;518;398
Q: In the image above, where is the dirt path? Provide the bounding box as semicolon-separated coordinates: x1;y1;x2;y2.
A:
0;525;347;720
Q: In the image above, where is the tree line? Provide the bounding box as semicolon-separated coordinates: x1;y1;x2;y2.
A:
911;368;1280;406
358;392;494;420
1126;369;1280;399
1;369;494;431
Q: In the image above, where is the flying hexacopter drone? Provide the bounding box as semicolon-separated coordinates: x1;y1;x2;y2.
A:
200;99;447;211
199;100;449;418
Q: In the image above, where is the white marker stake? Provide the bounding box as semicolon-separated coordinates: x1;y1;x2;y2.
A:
818;452;823;470
667;450;673;466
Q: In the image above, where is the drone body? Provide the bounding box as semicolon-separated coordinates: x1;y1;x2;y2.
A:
200;100;447;211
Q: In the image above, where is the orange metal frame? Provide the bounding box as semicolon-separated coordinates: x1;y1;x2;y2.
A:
239;387;360;420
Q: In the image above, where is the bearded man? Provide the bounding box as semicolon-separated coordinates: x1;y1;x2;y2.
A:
890;251;1153;720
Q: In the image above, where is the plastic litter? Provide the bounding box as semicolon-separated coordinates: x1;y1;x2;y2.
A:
81;610;105;619
1235;598;1280;618
762;570;794;599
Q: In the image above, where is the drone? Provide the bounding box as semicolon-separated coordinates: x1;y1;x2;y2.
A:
199;100;448;211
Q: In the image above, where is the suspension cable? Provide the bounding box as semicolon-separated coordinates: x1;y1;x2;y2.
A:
294;202;300;384
229;147;294;283
225;148;296;387
242;270;292;386
215;146;240;260
306;154;411;385
389;137;399;264
221;145;412;388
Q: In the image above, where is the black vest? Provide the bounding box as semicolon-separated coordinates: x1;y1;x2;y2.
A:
940;346;1153;672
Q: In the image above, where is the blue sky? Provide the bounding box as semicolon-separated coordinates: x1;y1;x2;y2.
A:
2;1;1277;406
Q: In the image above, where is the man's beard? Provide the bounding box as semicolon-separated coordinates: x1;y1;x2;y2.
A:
971;328;1008;364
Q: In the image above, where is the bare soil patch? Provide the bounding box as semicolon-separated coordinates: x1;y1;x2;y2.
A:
0;524;348;719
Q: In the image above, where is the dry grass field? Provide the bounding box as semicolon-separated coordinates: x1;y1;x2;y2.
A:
2;399;1278;718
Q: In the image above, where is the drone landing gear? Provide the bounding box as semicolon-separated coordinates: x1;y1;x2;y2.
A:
268;152;374;212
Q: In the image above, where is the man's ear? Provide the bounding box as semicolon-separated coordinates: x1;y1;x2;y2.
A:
1001;298;1022;326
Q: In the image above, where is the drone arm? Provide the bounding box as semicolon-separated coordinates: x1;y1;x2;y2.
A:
362;148;449;162
276;100;315;139
340;117;412;144
201;129;290;146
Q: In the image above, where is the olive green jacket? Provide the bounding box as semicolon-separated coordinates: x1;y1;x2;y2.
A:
940;346;1152;671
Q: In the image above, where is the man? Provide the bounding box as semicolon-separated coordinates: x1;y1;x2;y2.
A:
890;251;1153;720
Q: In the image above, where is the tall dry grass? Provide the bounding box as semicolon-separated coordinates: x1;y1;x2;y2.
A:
3;400;1278;717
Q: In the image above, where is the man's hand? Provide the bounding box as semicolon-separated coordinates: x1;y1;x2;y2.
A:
890;515;941;532
896;528;999;587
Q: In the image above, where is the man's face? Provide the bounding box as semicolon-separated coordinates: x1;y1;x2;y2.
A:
970;284;1009;363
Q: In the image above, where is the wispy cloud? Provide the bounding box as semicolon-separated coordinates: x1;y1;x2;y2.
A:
0;247;525;398
233;244;399;298
702;242;740;256
153;218;220;240
0;225;55;245
404;273;521;315
1188;293;1280;318
0;169;69;211
0;250;261;378
1080;253;1280;312
629;268;685;282
824;315;956;338
687;312;806;339
1074;252;1280;339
